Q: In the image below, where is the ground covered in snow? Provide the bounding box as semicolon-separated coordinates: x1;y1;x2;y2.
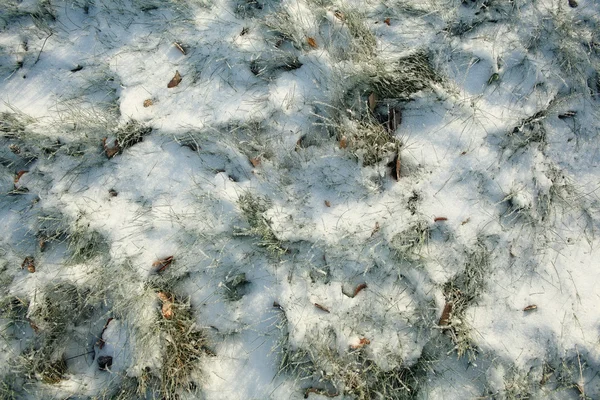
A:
0;0;599;398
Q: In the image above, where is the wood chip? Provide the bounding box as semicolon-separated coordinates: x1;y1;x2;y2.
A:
307;37;318;48
350;337;371;350
143;99;153;107
153;256;174;273
314;303;330;313
523;304;537;312
353;283;367;297
173;42;186;55
21;256;35;273
439;301;453;326
167;70;182;88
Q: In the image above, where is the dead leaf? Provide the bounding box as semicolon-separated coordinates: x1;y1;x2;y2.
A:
324;200;331;207
434;217;448;222
173;42;186;55
14;170;28;183
108;188;118;197
368;92;377;113
523;305;537;312
314;303;330;313
353;283;367;297
250;157;261;167
102;137;120;158
439;301;453;326
307;37;318;48
388;152;401;181
568;0;578;7
339;136;347;149
167;70;182;88
461;218;471;225
384;18;391;26
334;10;344;20
21;256;35;273
157;292;174;319
96;317;114;349
350;337;371;350
153;256;174;273
143;99;153;107
386;106;402;133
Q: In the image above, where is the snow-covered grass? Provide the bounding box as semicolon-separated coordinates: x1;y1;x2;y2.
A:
0;0;599;398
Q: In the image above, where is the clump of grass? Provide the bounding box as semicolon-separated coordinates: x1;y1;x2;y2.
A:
390;220;430;261
235;191;287;256
36;210;69;250
504;110;547;154
0;109;35;138
66;219;109;264
0;295;29;339
249;52;303;80
441;239;491;360
341;117;402;166
115;120;152;151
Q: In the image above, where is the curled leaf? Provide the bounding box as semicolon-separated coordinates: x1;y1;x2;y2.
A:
307;37;318;48
21;256;35;273
14;170;28;183
434;217;448;222
173;42;186;55
324;200;331;207
353;283;367;297
143;99;153;107
439;301;453;326
314;303;330;313
167;70;182;88
523;304;537;312
384;18;391;26
153;256;174;273
102;137;120;158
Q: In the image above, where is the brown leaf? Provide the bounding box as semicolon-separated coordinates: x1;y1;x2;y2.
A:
568;0;578;7
314;303;330;313
434;217;448;222
14;170;28;183
143;99;153;107
157;292;174;319
461;218;471;225
167;70;182;88
384;18;391;26
334;10;344;20
353;283;367;297
108;188;118;197
439;301;453;326
96;317;114;349
307;37;318;48
368;92;377;112
388;152;401;181
386;106;402;133
339;136;347;149
250;157;261;167
324;200;331;207
153;256;174;273
350;337;371;350
102;138;120;158
173;42;186;55
523;304;537;312
21;256;35;273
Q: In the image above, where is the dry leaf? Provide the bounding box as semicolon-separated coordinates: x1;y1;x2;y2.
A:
143;99;153;107
568;0;578;7
96;317;114;349
386;106;402;133
388;152;401;181
353;283;367;297
461;218;471;225
153;256;174;273
14;170;28;183
39;237;47;251
307;37;318;48
350;337;371;350
157;292;174;319
439;301;453;326
108;188;118;197
250;157;261;167
102;138;120;158
334;10;344;20
314;303;330;313
173;41;186;55
368;92;377;112
384;18;391;26
167;70;182;88
523;305;537;312
339;136;347;149
434;217;448;222
324;200;331;207
21;256;35;273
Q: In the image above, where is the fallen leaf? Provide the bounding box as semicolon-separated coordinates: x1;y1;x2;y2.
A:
153;256;174;273
324;200;331;207
334;10;344;20
102;137;120;158
14;170;28;183
350;337;371;349
339;136;347;149
108;188;118;197
523;304;537;312
143;99;153;107
388;152;401;181
461;218;470;225
250;157;261;167
353;283;367;297
368;92;377;113
439;301;453;326
70;65;83;72
558;111;577;119
434;217;448;222
384;18;391;26
568;0;578;7
307;37;318;48
314;303;330;313
157;291;174;319
167;70;182;88
96;317;114;349
173;41;186;55
386;106;402;133
98;356;113;371
21;256;35;273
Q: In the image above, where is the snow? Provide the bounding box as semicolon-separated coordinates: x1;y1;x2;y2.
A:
0;0;599;398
